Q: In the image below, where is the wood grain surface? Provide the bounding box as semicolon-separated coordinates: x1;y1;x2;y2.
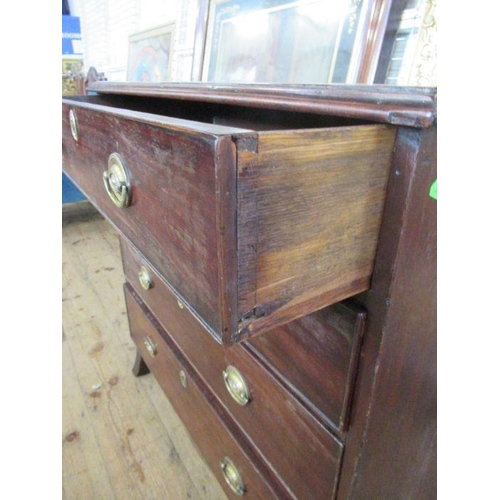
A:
62;83;437;499
121;238;344;499
125;284;287;500
62;101;239;340
63;95;397;346
88;82;437;128
62;213;228;499
247;300;366;434
337;126;437;498
236;124;396;339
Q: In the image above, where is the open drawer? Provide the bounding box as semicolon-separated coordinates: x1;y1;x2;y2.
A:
62;85;396;344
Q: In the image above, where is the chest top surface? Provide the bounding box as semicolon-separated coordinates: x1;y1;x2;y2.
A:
88;81;437;128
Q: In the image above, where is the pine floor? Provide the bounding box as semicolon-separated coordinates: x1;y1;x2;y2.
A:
62;207;228;500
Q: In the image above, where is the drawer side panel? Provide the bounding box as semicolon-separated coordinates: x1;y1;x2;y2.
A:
236;125;396;339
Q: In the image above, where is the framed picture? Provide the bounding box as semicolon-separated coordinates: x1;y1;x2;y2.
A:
201;0;368;84
374;0;436;86
62;58;84;95
127;23;175;82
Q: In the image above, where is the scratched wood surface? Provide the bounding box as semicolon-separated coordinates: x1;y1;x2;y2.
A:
62;211;228;500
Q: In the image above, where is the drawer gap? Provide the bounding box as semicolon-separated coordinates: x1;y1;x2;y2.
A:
67;94;374;131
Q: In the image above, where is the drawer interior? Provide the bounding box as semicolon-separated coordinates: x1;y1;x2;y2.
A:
246;300;365;433
67;94;372;131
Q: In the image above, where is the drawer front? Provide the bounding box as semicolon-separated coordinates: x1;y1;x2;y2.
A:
62;99;238;339
124;284;285;500
121;240;343;500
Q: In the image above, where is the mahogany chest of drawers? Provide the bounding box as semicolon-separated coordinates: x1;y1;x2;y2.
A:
62;83;437;499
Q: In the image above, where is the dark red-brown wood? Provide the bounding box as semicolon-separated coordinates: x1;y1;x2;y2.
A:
247;301;365;434
62;99;241;340
88;82;437;128
63;83;437;499
337;125;437;498
121;240;344;500
124;283;287;499
351;0;393;84
63;90;400;345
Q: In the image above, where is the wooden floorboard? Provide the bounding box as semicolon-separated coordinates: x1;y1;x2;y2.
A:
62;213;228;500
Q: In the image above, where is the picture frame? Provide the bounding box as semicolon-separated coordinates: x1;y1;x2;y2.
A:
200;0;368;84
62;58;84;95
127;22;175;82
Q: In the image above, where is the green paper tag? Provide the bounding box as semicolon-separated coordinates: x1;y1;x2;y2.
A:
429;180;437;200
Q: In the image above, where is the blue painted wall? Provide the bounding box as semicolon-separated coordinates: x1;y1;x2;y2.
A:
62;173;86;203
62;15;86;204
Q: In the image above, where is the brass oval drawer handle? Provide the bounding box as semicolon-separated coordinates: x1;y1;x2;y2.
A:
103;153;131;208
69;109;79;141
143;336;157;358
138;266;152;290
222;365;250;406
220;456;245;496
